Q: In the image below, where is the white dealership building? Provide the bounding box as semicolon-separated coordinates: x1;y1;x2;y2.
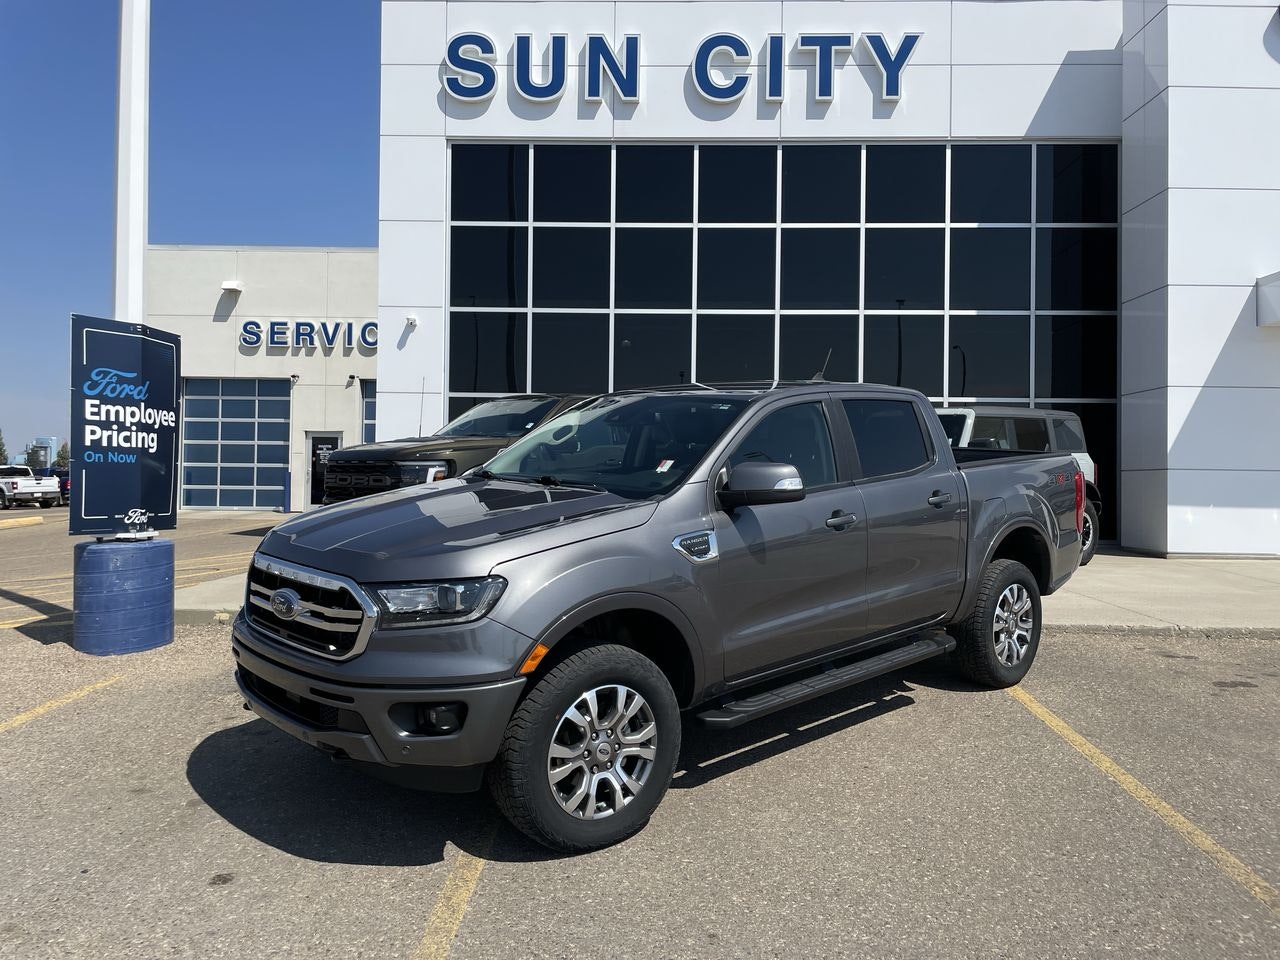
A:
371;0;1280;556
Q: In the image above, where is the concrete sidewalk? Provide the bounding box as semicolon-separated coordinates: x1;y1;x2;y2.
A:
175;550;1280;633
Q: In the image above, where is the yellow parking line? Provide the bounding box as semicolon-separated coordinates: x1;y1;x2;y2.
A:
0;676;122;735
1007;685;1280;919
412;831;495;960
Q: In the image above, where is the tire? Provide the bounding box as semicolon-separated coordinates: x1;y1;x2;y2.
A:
1079;501;1099;566
489;644;681;853
40;500;52;510
948;559;1042;688
0;493;8;511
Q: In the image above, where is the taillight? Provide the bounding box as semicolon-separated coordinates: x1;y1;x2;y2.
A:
1074;471;1085;535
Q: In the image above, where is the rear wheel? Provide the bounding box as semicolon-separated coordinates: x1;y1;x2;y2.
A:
489;644;680;852
1079;501;1099;566
40;500;52;510
949;559;1041;688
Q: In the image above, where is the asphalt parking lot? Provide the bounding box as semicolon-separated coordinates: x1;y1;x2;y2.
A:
1;517;1277;959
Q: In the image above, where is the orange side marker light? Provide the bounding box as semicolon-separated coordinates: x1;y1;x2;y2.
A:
518;642;550;675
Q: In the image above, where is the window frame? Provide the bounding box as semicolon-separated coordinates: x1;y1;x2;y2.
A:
832;393;939;484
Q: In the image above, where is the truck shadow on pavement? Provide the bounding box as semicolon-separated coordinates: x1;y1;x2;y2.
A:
186;673;937;865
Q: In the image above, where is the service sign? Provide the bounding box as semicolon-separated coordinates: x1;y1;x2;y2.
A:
70;314;182;536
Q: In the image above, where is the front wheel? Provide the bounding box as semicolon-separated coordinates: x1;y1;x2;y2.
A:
489;644;681;852
948;559;1042;688
1079;501;1099;566
0;494;8;510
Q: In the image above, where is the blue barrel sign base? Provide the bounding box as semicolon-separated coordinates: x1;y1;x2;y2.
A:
73;539;175;655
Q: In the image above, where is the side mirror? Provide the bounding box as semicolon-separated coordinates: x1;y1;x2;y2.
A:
718;462;805;510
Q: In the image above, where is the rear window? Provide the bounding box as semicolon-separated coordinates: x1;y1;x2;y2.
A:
1052;416;1086;452
971;415;1050;452
937;412;966;447
843;399;930;479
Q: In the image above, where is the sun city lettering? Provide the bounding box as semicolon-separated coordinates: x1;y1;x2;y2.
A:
80;370;175;456
443;31;922;104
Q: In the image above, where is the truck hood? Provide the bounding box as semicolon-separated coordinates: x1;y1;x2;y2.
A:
327;435;509;463
257;478;657;583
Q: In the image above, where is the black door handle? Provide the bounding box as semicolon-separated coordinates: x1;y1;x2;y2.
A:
825;510;857;529
927;491;952;508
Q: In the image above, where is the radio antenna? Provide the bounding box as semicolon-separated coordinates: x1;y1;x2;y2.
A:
811;347;833;382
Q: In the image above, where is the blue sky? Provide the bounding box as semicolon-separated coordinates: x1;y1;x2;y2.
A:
0;0;379;459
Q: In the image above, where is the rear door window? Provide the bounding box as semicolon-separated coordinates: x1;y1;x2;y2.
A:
842;399;931;479
1012;417;1050;452
970;415;1050;452
729;402;837;489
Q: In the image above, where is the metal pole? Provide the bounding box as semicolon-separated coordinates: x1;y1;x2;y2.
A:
113;0;150;326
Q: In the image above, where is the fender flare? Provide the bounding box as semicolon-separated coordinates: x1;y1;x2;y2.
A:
958;518;1053;618
535;591;707;701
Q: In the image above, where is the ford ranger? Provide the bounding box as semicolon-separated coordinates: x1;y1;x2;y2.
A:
233;384;1084;851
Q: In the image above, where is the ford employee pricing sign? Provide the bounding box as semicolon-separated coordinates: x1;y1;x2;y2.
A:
70;314;182;537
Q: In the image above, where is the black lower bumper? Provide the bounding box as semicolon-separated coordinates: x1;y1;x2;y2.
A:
232;632;525;792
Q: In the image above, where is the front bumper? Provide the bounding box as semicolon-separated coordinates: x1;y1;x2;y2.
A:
232;627;526;790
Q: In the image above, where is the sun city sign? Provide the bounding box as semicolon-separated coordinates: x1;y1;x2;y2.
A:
443;32;922;104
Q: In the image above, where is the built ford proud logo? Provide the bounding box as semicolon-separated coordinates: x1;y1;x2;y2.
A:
443;30;921;104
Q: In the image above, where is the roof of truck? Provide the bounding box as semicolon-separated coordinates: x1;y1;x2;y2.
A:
609;380;926;401
935;405;1082;420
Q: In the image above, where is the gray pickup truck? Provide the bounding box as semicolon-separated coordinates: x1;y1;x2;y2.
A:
233;384;1083;851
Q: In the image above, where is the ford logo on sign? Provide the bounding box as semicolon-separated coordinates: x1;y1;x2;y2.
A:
270;588;302;621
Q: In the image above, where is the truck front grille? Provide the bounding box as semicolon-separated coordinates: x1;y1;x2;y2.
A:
323;462;400;501
245;555;376;660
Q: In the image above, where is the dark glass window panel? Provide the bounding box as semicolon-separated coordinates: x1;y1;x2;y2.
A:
1036;145;1118;223
447;396;487;420
782;146;860;222
533;145;610;222
780;229;859;309
363;424;376;443
951;145;1031;222
1035;315;1118;399
183;488;216;507
699;146;776;223
532;227;609;308
183;443;217;464
451;144;528;221
1036;228;1117;310
450;227;528;307
779;315;858;383
1050;402;1117;538
184;420;217;441
359;379;376;401
730;402;837;489
863;315;943;396
615;229;693;308
617;146;693;222
950;229;1031;310
697;229;775;309
864;229;944;309
866;145;945;222
220;489;255;507
221;379;255;397
449;312;528;393
258;379;290;397
255;490;285;508
220;467;255;487
257;444;289;465
696;315;775;383
614;314;693;389
949;316;1031;398
531;314;609;394
221;444;255;465
182;466;216;486
184;378;218;397
185;398;218;419
257;421;289;442
258;399;289;420
364;400;376;421
221;421;255;441
220;399;254;419
842;399;931;479
256;467;287;487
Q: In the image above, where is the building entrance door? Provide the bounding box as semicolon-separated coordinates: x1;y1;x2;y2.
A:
307;433;342;507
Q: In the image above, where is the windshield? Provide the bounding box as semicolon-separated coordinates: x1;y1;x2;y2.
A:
937;412;967;447
482;394;750;499
436;398;560;438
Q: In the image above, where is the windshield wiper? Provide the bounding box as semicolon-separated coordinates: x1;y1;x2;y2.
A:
473;470;604;492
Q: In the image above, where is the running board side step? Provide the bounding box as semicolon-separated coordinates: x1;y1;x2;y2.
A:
696;633;956;730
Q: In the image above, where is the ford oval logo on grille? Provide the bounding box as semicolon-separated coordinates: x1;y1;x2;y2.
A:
270;588;302;621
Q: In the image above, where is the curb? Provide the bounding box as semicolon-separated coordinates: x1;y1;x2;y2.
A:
0;515;44;531
1043;623;1280;641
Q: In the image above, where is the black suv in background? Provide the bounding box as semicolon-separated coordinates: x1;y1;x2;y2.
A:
323;395;587;503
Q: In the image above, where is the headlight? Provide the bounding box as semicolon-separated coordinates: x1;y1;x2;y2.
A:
372;577;506;628
396;461;449;485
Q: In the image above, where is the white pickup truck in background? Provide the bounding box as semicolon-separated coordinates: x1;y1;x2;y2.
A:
0;466;61;510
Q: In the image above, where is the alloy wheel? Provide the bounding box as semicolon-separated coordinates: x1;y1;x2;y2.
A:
993;583;1034;667
546;684;657;820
